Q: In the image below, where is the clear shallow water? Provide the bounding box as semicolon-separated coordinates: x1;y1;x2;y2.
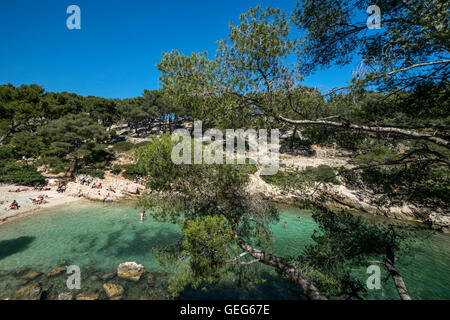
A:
0;201;449;299
0;200;181;272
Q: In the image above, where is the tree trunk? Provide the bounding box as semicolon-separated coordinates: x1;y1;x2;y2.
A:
236;235;327;300
0;120;16;146
384;259;412;300
290;126;297;151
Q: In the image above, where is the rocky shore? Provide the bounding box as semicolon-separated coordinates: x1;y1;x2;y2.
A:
0;261;169;300
247;170;450;234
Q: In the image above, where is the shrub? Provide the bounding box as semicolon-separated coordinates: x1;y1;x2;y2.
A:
112;141;134;153
110;164;123;175
121;164;145;180
0;160;46;185
241;163;258;175
134;141;151;148
261;170;298;187
0;146;14;160
76;168;105;179
261;165;340;188
49;166;65;174
304;165;341;185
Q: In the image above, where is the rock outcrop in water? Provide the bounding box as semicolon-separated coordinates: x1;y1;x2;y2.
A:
14;283;43;300
428;211;450;233
117;262;145;282
103;283;124;299
247;170;450;233
21;271;42;281
13;267;29;277
47;266;66;277
76;293;99;300
57;292;73;300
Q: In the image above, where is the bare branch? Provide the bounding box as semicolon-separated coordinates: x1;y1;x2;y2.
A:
234;232;327;300
277;115;450;149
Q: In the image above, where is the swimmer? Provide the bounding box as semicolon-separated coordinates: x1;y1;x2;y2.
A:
140;210;145;221
284;221;287;229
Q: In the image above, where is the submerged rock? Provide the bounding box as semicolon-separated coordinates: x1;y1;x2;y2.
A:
75;293;99;300
103;283;124;299
147;273;155;286
101;272;116;281
13;267;30;277
47;266;66;277
117;262;145;282
428;211;450;234
57;260;69;266
21;271;42;281
0;270;9;277
15;283;42;300
89;275;100;281
57;292;73;300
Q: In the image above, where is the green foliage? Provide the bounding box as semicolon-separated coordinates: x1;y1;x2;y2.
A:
183;216;234;279
76;168;105;179
261;169;299;188
120;164;145;180
136;133;279;296
85;96;118;128
304;165;340;185
38;113;113;169
135;134;181;190
134;141;151;148
9;131;44;158
292;207;413;299
262;165;340;187
0;146;14;160
359;162;449;210
0;160;45;185
112;141;134;153
110;164;123;175
292;0;449;90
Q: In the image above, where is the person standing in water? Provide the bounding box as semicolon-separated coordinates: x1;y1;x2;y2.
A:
284;221;287;229
140;210;145;221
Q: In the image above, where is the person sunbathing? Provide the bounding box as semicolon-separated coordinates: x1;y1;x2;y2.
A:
57;184;66;193
31;197;45;205
10;200;20;210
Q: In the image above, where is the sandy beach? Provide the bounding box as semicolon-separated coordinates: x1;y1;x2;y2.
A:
0;184;84;225
0;174;145;225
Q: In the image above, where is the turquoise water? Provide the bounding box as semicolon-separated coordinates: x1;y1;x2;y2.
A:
0;200;181;272
0;201;449;299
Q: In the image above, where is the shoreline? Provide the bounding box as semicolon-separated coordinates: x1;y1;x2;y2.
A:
0;191;84;226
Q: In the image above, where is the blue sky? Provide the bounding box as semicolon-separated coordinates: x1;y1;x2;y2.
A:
0;0;360;99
